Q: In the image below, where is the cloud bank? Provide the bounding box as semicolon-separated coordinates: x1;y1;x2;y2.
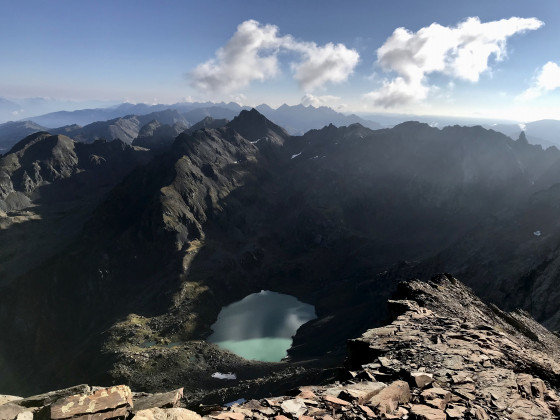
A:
518;61;560;100
365;17;543;107
190;20;359;94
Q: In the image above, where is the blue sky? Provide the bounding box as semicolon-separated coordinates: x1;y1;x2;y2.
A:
1;0;560;121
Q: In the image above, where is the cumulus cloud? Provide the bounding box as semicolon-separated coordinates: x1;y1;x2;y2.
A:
289;42;359;91
190;20;359;93
518;61;560;100
301;93;341;107
365;16;543;107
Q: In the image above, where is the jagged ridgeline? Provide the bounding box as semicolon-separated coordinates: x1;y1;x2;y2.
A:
2;109;560;408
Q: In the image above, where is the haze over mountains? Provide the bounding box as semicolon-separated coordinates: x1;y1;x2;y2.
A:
0;100;384;153
3;99;560;157
3;106;560;408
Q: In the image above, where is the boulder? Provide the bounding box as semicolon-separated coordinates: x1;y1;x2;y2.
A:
338;381;386;404
280;399;306;417
369;380;410;414
410;372;433;388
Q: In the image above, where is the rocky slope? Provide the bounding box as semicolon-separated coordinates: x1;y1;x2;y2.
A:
0;131;152;285
208;274;560;419
3;275;560;420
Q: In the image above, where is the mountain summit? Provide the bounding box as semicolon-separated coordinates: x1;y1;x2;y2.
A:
226;108;290;145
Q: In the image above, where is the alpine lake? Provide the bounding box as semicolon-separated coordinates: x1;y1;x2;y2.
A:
208;290;317;362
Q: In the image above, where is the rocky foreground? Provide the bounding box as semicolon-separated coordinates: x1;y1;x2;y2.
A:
3;274;560;419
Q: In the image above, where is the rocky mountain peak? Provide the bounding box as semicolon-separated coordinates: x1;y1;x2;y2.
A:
227;108;289;145
518;130;529;144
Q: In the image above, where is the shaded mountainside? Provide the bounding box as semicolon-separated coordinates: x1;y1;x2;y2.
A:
0;131;152;288
3;110;560;406
0;120;47;153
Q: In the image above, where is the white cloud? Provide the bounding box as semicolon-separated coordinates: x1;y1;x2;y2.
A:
518;61;560;101
365;16;543;107
190;20;359;94
289;42;359;91
301;93;341;107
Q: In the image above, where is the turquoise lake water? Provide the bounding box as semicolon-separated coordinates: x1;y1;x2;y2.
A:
208;290;316;362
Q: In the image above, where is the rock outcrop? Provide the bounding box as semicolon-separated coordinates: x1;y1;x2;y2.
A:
0;386;195;420
207;274;560;419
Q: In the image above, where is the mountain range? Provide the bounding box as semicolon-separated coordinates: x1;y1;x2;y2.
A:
0;102;384;154
3;108;560;407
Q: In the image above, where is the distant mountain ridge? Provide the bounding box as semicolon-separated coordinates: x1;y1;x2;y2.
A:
0;120;48;152
0;102;385;152
256;103;382;134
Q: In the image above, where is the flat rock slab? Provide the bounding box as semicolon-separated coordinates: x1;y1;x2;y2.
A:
18;385;91;408
322;395;350;406
50;385;132;420
133;389;183;412
339;381;386;404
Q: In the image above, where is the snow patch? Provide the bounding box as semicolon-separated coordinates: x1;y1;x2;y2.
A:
534;230;542;237
291;152;302;159
212;372;237;380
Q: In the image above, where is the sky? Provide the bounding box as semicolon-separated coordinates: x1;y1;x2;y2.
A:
1;0;560;122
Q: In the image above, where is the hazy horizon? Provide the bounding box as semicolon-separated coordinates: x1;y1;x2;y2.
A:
2;1;560;122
